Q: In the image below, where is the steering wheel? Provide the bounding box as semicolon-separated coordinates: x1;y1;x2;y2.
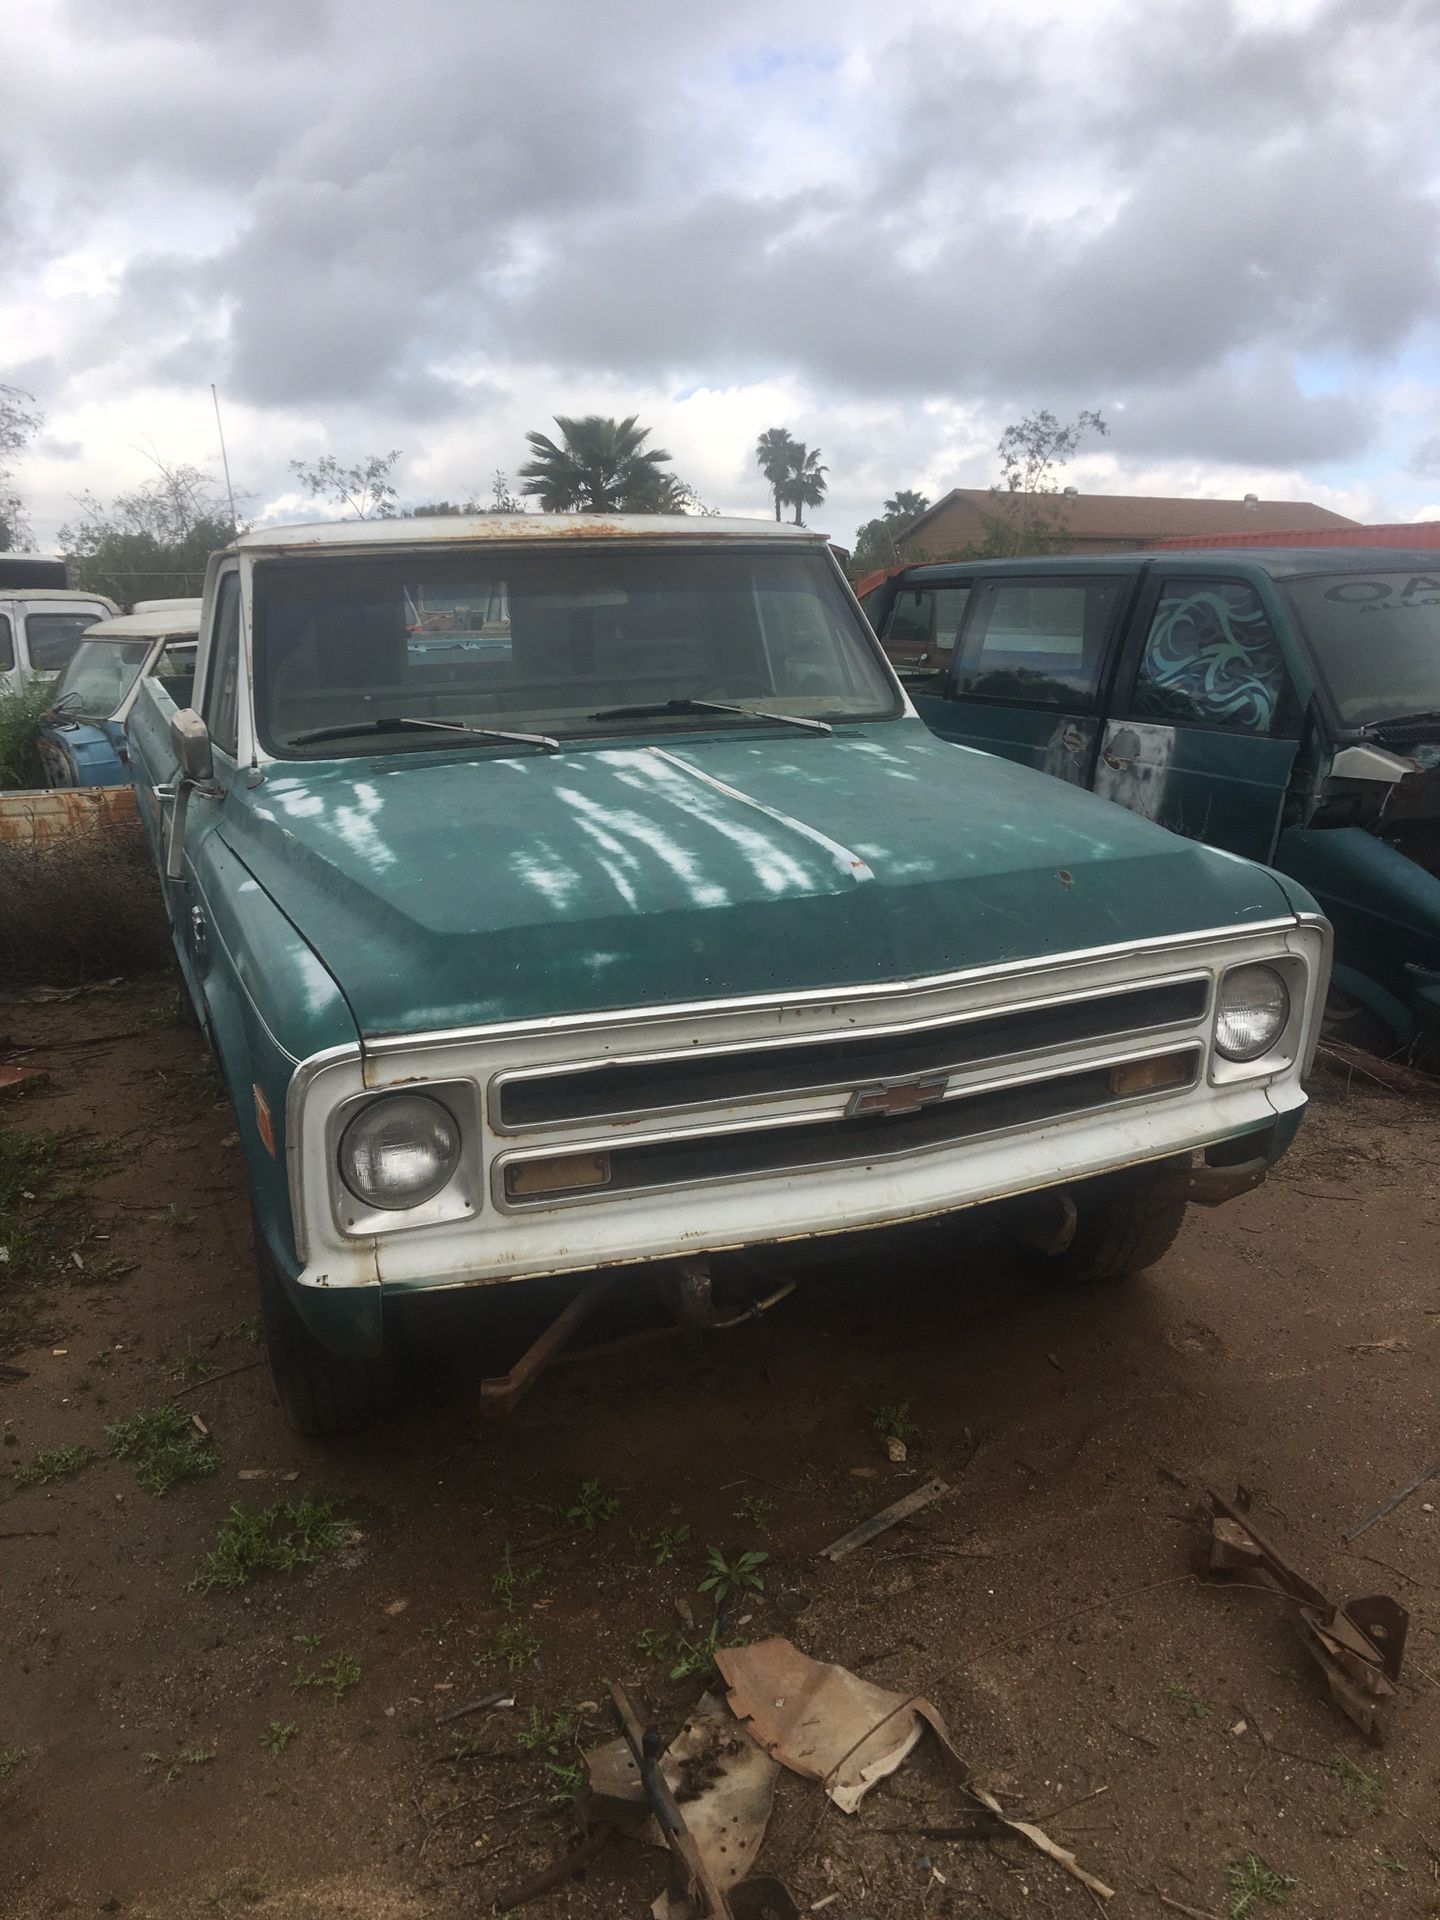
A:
690;675;769;700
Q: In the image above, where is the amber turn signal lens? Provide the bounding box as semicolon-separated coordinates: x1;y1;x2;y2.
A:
1108;1052;1192;1097
506;1152;612;1198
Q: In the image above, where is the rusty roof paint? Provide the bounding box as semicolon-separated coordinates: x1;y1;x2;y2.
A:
0;784;140;849
233;513;829;556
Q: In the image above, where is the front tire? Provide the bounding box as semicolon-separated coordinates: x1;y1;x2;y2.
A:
1044;1176;1189;1284
254;1212;395;1435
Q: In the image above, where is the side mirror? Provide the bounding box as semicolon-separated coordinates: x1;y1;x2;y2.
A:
171;708;213;784
1329;743;1414;785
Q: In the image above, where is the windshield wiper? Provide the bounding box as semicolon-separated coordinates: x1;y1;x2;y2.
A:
287;715;561;752
1359;709;1440;734
587;697;831;736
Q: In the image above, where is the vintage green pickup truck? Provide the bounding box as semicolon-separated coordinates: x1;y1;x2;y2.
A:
127;515;1330;1432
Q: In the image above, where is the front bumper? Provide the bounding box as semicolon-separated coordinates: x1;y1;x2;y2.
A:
283;914;1329;1299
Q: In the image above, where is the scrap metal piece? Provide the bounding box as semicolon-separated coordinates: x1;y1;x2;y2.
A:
1206;1489;1407;1743
611;1683;735;1920
818;1478;951;1561
1344;1457;1440;1542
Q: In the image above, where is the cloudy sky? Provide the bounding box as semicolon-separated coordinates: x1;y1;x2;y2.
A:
4;0;1440;550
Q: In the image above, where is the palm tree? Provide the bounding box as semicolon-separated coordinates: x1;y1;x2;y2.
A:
883;489;929;524
755;427;800;522
519;415;674;513
783;444;828;526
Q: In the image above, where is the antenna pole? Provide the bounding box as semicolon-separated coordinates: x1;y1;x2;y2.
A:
211;384;238;528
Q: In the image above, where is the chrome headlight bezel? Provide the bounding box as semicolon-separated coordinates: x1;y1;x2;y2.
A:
320;1077;483;1239
1211;959;1299;1076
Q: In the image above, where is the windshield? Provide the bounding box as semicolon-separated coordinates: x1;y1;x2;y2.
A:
1287;571;1440;725
26;610;109;673
52;638;152;718
254;546;899;757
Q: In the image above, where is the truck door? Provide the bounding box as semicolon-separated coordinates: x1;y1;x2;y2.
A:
916;574;1128;786
1093;574;1301;862
170;569;241;1001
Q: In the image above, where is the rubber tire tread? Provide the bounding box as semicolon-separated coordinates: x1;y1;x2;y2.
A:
253;1211;394;1436
1049;1182;1189;1284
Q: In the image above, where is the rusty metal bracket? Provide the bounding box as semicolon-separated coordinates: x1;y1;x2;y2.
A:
1152;1158;1269;1207
1205;1489;1407;1743
612;1682;734;1920
479;1273;614;1417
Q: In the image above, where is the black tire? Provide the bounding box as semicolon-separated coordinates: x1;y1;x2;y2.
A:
1044;1176;1189;1284
253;1211;396;1435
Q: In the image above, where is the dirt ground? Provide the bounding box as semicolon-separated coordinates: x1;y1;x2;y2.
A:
1;976;1437;1920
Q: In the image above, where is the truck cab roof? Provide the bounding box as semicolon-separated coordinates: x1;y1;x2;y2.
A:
231;514;830;557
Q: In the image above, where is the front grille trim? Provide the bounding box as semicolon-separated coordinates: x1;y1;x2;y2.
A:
492;975;1210;1133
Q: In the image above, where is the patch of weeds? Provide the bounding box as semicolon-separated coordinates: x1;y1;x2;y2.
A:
0;1747;26;1779
567;1478;619;1530
518;1707;578;1756
871;1401;918;1444
545;1760;584;1802
107;1404;218;1494
293;1654;360;1703
190;1499;351;1591
699;1546;767;1607
1164;1680;1212;1720
163;1339;215;1384
0;1125;65;1355
261;1721;297;1757
292;1630;323;1653
11;1443;94;1489
733;1493;776;1535
1225;1853;1297;1918
144;1746;217;1784
845;1483;876;1521
234;1315;262;1346
486;1621;540;1674
669;1624;722;1681
631;1521;691;1566
420;1615;456;1644
492;1543;540;1611
634;1627;671;1662
1381;1855;1409;1876
1333;1753;1385;1817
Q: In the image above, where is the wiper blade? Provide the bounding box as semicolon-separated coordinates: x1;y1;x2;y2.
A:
587;697;831;736
1360;709;1440;733
287;715;560;752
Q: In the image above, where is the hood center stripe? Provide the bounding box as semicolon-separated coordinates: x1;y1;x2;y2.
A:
647;747;875;886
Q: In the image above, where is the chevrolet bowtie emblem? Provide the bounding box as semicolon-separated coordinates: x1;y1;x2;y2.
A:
846;1076;949;1119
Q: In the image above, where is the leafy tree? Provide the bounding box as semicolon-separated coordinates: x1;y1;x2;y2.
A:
781;443;828;526
1;384;44;552
409;471;525;517
519;415;676;513
289;449;401;520
853;488;932;572
58;458;239;606
755;427;801;522
978;408;1108;556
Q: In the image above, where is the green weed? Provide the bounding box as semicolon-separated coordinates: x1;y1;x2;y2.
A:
871;1401;918;1444
518;1707;578;1757
163;1340;215;1386
1333;1753;1385;1817
487;1622;540;1674
107;1404;218;1494
491;1543;540;1611
1164;1681;1211;1720
0;674;58;791
633;1627;670;1661
261;1721;297;1757
190;1499;351;1591
293;1654;360;1703
11;1443;94;1489
0;1748;26;1779
699;1546;767;1607
567;1479;619;1530
631;1521;691;1565
144;1746;217;1784
733;1493;776;1534
545;1760;584;1801
1226;1853;1297;1918
669;1624;722;1681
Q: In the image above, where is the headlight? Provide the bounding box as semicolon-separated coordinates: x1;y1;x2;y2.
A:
1214;964;1290;1062
339;1094;460;1210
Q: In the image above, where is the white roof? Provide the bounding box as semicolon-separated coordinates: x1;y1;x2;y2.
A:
234;513;829;555
131;597;204;614
0;587;119;609
79;608;203;641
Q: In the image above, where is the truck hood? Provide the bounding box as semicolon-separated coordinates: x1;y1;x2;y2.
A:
222;722;1297;1037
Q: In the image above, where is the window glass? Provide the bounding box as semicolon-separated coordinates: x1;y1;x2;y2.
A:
205;575;241;758
254;548;899;757
953;578;1119;707
0;613;12;672
51;640;151;719
1285;572;1440;726
1134;579;1287;734
25;612;102;673
879;585;970;669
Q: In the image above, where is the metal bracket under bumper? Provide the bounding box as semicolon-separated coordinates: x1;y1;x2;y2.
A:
1148;1156;1269;1207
